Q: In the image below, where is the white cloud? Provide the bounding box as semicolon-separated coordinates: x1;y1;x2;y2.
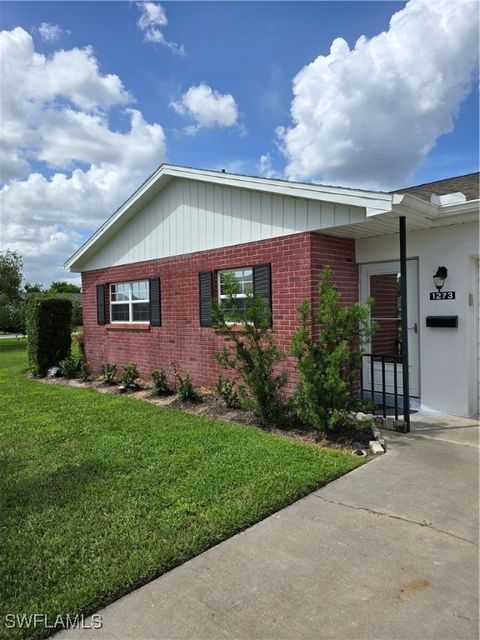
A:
257;153;280;179
38;22;68;43
136;2;185;56
277;0;479;190
170;83;239;134
0;27;167;285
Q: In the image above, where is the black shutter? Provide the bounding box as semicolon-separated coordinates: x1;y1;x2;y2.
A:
149;278;161;326
199;271;213;327
96;284;106;325
253;263;272;326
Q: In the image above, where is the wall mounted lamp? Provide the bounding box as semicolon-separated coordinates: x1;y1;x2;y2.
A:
433;266;448;292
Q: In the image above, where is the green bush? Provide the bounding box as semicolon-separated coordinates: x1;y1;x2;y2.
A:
177;372;198;402
59;355;82;379
122;363;140;389
212;284;287;427
79;359;92;382
216;376;242;409
151;369;172;395
291;267;374;432
26;298;72;376
101;362;117;385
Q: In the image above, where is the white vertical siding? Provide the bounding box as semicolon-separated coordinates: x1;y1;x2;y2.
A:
82;177;366;270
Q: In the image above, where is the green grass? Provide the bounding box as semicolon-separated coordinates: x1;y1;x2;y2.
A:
0;340;365;639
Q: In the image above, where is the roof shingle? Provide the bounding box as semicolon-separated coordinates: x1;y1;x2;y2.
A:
393;172;479;202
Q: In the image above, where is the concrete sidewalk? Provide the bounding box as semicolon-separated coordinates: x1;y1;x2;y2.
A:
60;418;479;640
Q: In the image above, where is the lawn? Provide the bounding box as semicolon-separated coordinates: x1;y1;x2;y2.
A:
0;339;365;639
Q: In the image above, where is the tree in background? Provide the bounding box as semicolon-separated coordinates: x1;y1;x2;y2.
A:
0;250;23;332
0;250;23;302
24;283;44;294
49;281;81;294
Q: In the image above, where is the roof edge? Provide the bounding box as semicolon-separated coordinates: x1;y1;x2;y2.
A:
64;164;394;271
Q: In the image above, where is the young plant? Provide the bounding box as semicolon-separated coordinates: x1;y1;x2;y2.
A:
122;363;140;389
216;376;242;409
79;359;92;382
212;275;287;426
290;267;374;432
151;369;172;396
101;362;117;385
177;372;198;402
59;355;81;379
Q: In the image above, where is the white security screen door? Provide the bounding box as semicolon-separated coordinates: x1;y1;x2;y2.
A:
360;260;420;399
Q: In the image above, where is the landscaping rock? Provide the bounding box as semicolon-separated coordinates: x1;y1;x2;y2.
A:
369;440;385;455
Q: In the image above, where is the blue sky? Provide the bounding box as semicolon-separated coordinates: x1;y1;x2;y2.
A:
1;1;478;284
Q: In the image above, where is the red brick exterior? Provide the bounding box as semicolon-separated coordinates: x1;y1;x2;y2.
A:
81;232;358;391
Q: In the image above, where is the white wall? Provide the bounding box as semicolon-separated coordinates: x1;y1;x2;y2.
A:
356;221;479;417
82;178;365;271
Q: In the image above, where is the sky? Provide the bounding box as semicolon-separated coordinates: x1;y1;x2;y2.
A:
0;0;479;286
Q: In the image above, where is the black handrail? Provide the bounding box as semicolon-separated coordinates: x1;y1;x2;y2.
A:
360;353;405;424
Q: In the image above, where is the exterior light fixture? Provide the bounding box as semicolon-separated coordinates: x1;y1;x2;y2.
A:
433;266;448;292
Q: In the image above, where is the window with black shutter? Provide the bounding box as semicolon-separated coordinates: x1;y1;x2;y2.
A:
216;263;272;326
109;280;150;323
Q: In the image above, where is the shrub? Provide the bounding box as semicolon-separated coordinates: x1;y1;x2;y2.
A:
101;362;117;385
79;360;92;382
216;376;242;409
151;369;172;395
177;372;198;402
290;267;374;432
212;285;287;427
59;355;82;379
26;298;72;376
122;363;140;389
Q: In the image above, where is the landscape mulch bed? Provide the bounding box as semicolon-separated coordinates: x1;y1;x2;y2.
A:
36;376;374;454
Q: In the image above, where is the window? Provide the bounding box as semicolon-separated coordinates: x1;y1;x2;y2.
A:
218;268;253;322
110;280;149;323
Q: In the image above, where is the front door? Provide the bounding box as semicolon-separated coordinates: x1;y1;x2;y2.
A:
360;260;420;399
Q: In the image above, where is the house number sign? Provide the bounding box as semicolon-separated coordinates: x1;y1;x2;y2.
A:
429;291;455;300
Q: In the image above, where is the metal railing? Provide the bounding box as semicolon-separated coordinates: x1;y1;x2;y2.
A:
360;353;408;428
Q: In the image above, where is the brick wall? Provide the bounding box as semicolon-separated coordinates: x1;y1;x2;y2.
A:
81;231;357;391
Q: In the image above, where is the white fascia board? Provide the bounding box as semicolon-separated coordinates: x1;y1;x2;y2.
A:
64;164;394;271
435;198;479;217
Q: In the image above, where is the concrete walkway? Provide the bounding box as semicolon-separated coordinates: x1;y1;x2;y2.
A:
60;416;479;640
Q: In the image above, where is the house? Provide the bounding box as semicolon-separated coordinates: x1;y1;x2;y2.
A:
65;165;479;419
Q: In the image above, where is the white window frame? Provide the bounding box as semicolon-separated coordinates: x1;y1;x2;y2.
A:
217;267;253;323
110;280;150;324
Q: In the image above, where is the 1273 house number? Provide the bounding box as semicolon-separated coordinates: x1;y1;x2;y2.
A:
430;291;455;300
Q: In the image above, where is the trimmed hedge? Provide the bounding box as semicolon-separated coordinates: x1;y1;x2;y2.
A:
26;298;72;376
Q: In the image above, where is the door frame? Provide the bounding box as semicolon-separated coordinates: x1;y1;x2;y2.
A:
359;258;420;400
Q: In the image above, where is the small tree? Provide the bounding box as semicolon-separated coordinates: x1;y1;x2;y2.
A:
212;272;287;426
291;267;374;432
